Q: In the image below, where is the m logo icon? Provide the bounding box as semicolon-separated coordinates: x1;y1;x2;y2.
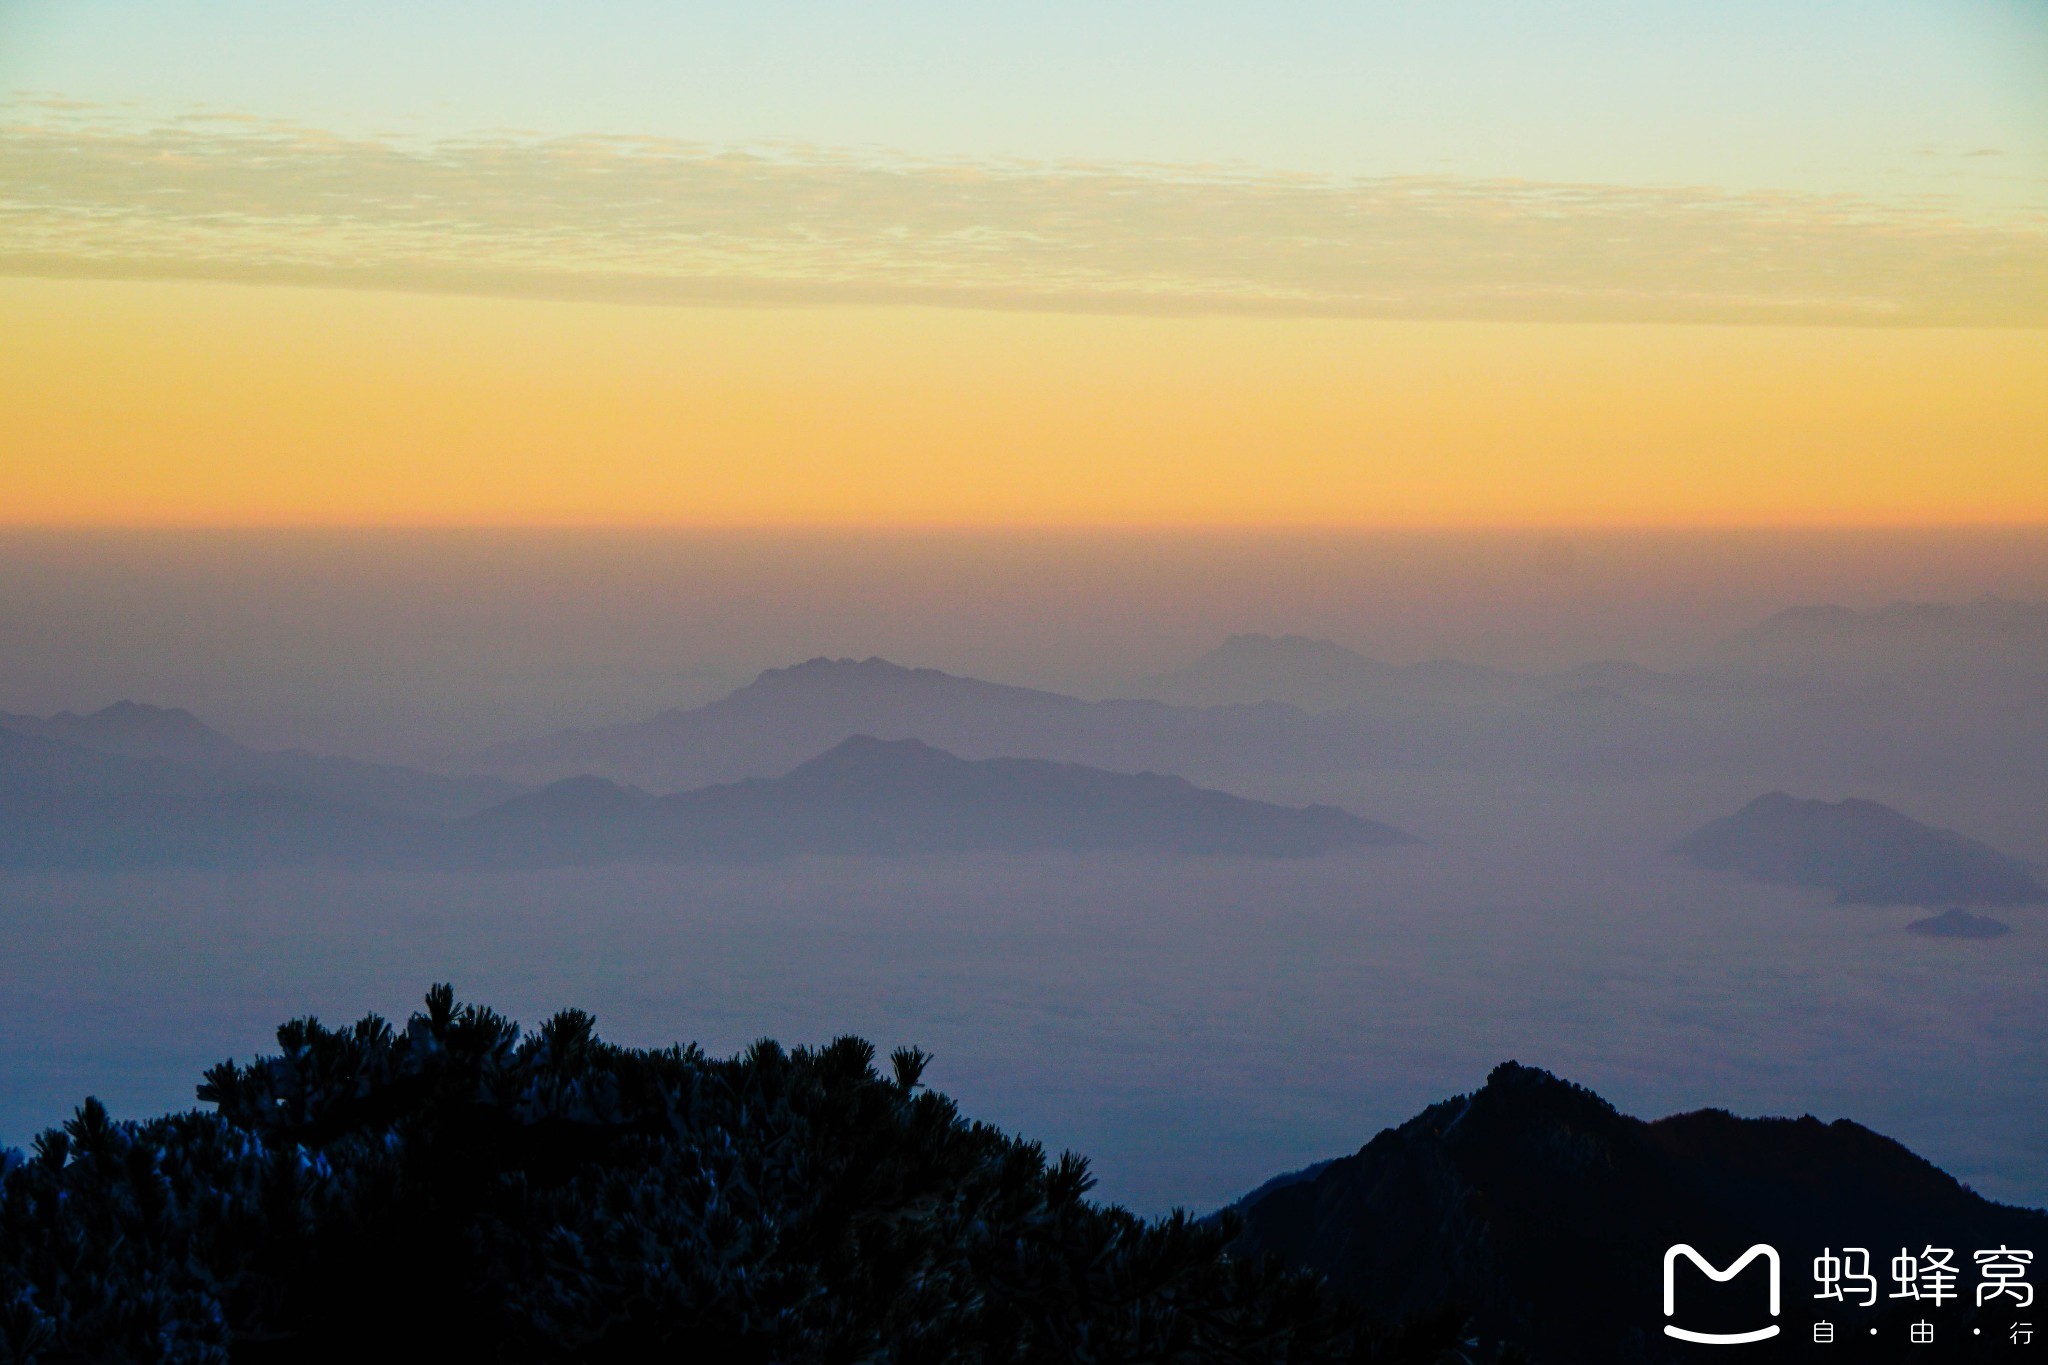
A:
1663;1244;1782;1345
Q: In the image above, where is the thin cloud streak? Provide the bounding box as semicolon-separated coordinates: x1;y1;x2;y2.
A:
3;107;2045;325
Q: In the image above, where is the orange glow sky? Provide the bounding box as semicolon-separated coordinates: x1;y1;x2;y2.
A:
5;3;2045;530
5;276;2046;529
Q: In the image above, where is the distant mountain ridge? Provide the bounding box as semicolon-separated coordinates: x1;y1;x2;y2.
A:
476;656;1319;789
0;700;244;763
1709;595;2048;678
0;701;518;819
0;716;482;869
470;602;2048;793
1138;633;1723;710
1674;792;2046;907
1;722;1409;868
1141;634;1394;710
1232;1062;2048;1363
450;735;1411;865
473;651;1771;792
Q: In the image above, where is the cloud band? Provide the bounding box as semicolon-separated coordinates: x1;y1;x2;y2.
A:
3;106;2045;325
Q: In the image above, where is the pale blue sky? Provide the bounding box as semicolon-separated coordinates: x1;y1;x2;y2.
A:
5;0;2046;212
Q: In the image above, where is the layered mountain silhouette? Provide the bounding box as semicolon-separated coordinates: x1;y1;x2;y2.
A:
468;608;2048;794
475;656;1325;789
1674;792;2047;907
449;736;1411;864
0;702;516;819
1231;1062;2048;1363
1;718;1407;868
0;700;246;763
0;715;489;869
1708;595;2048;681
1142;634;1401;710
474;651;1761;791
1139;633;1724;711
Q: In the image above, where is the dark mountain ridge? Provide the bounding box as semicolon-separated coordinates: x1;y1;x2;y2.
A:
1233;1062;2048;1363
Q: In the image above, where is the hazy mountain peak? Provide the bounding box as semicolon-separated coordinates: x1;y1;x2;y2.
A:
796;731;939;760
1676;791;2047;907
758;656;937;683
1907;907;2012;939
22;700;243;762
1213;633;1374;664
1711;595;2048;677
672;736;1413;858
445;775;658;860
80;700;216;727
780;733;961;784
1542;682;1634;710
1141;633;1386;709
525;775;656;808
434;734;1417;866
475;655;1144;789
778;655;915;678
727;656;1070;708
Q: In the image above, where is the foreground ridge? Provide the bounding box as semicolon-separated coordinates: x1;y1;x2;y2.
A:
0;987;1465;1363
1231;1062;2048;1364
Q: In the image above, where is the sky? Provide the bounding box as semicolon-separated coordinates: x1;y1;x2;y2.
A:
7;1;2047;202
3;0;2046;528
7;526;2047;757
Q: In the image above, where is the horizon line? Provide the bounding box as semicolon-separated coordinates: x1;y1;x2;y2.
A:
6;519;2048;536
